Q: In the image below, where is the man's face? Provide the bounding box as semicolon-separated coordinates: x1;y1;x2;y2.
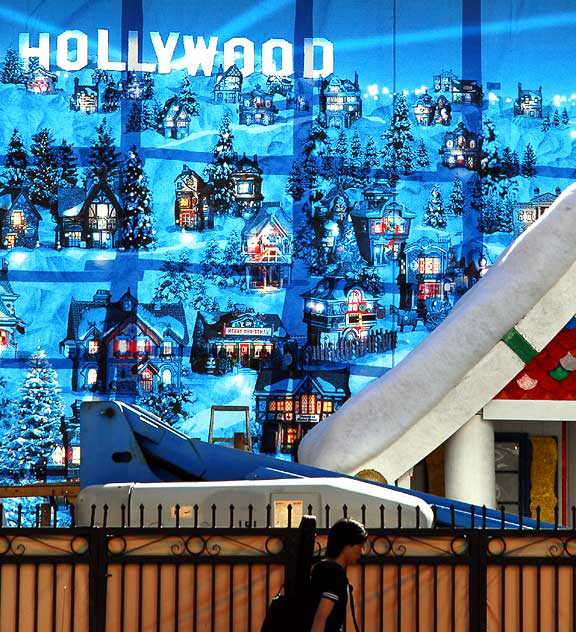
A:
345;540;367;565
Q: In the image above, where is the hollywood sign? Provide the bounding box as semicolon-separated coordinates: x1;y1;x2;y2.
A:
19;31;335;78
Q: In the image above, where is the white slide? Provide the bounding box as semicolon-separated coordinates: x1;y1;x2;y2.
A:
299;183;576;485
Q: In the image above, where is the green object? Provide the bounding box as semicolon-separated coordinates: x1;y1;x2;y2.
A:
549;365;571;381
502;328;538;365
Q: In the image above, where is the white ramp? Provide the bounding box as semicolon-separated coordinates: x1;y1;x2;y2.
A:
298;183;576;484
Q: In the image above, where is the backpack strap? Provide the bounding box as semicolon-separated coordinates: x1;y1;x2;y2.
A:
348;584;361;632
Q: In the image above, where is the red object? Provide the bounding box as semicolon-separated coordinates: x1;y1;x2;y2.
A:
496;325;576;400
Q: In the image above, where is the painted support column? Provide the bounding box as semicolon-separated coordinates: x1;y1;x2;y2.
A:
445;413;496;508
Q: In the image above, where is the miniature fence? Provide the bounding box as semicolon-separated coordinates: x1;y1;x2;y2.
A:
305;329;398;364
0;502;574;632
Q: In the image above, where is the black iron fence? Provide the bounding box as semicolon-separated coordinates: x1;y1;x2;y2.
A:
0;502;575;631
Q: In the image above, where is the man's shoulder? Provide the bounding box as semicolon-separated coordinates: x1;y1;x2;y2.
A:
311;559;347;580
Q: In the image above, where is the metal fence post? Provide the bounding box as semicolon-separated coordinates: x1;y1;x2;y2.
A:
89;528;109;632
468;530;488;632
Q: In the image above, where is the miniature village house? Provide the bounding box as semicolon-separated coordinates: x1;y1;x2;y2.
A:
239;86;277;126
120;71;153;100
266;75;293;98
60;288;189;396
69;77;99;113
433;71;482;105
515;188;561;233
351;185;414;266
514;83;543;118
230;154;264;211
440;122;480;170
55;178;123;249
23;63;57;94
242;202;293;291
450;79;483;105
0;258;25;357
212;64;243;103
191;307;289;374
302;276;379;346
433;70;458;93
403;236;451;315
320;73;362;129
413;92;436;126
163;97;192;139
256;367;351;454
174;166;213;231
0;187;41;249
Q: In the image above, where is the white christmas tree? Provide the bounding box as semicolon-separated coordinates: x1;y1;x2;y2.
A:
423;185;447;228
204;114;237;214
1;347;64;483
121;146;156;250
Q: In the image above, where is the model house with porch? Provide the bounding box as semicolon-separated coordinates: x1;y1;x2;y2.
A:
0;258;25;356
302;276;379;346
55;178;122;249
60;288;189;397
69;77;99;113
440;122;481;170
23;63;57;94
239;86;277;126
319;73;362;129
241;202;292;291
190;307;289;374
515;188;560;233
162;97;193;139
212;64;243;103
514;83;543;118
174;166;213;230
403;236;451;315
230;154;264;212
256;367;351;455
351;188;414;266
0;187;41;249
299;184;576;524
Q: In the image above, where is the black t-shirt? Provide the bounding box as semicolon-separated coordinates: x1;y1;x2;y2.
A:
305;559;349;632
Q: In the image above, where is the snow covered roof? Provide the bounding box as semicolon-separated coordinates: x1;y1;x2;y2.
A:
517;192;559;207
415;92;435;106
57;187;85;218
301;276;376;301
195;310;288;340
299;183;576;482
234;154;261;174
0;187;42;220
322;75;359;93
254;368;351;398
65;292;189;346
241;204;291;238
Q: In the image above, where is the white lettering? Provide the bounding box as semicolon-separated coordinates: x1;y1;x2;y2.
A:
17;30;336;77
19;32;50;69
224;37;254;77
56;30;88;71
127;30;156;72
182;36;218;76
97;29;126;72
303;37;334;79
150;31;179;74
261;38;293;76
